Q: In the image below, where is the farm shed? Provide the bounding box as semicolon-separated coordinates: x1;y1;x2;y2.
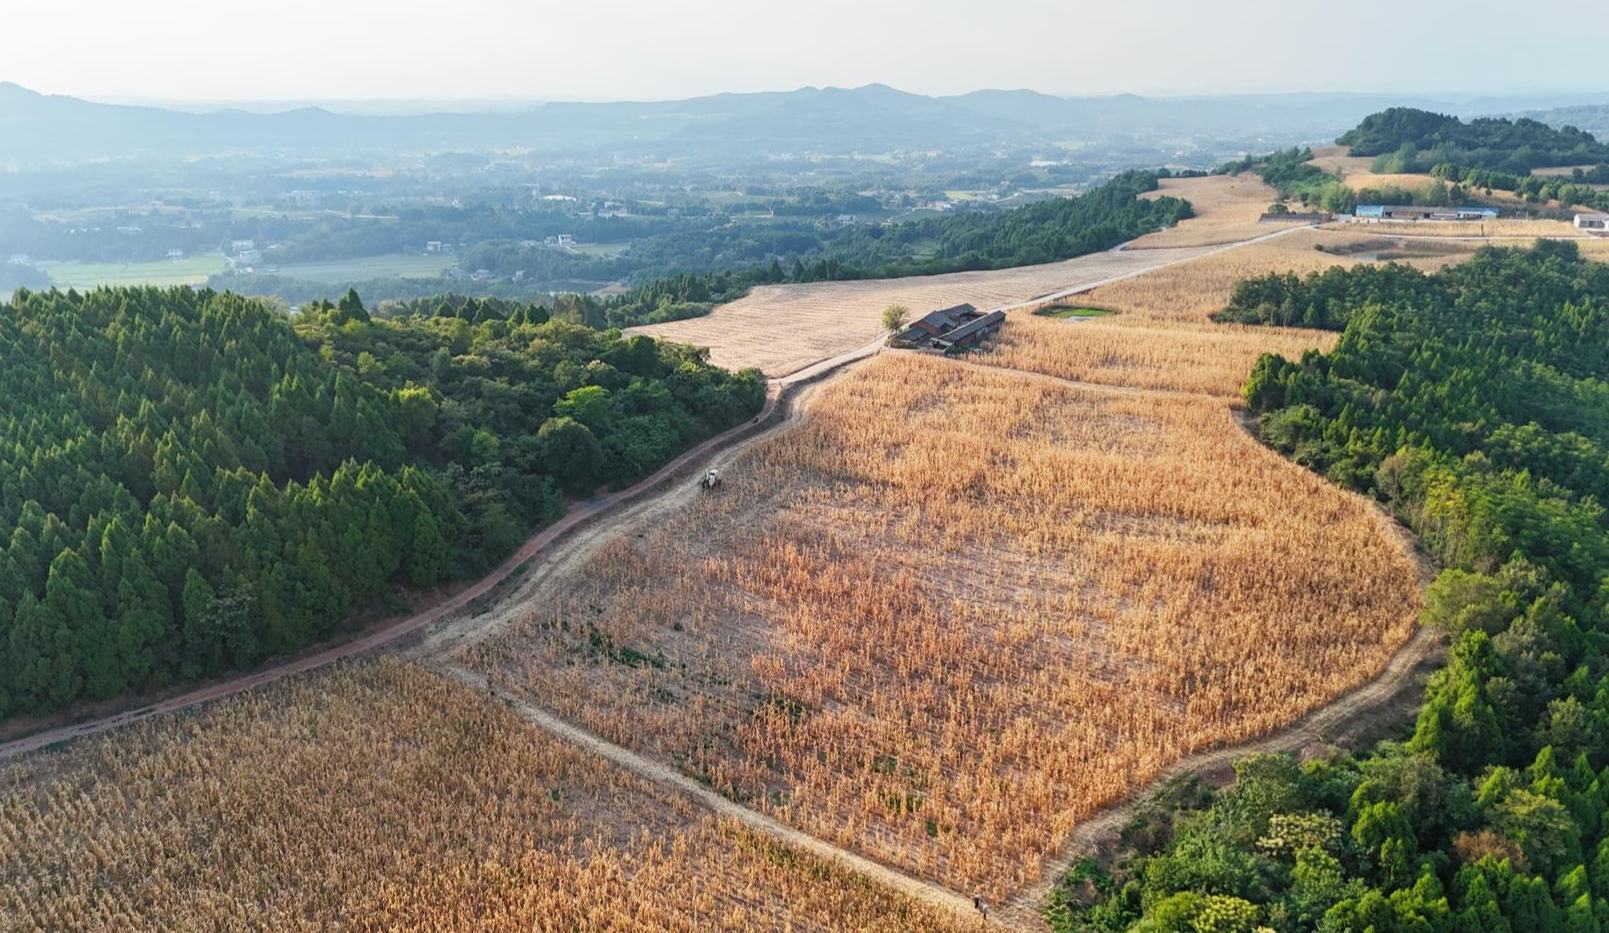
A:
1575;211;1609;231
1259;211;1332;223
896;303;1006;351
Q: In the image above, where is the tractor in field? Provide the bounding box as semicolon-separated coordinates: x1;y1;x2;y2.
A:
700;468;721;492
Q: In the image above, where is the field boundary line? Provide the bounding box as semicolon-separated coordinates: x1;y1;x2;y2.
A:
1000;624;1443;926
952;310;1441;927
1312;225;1596;242
434;661;992;928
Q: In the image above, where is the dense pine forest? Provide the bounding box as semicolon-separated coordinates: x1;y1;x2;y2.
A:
0;286;763;717
1057;242;1609;931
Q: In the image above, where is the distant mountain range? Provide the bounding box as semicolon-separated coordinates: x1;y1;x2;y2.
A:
5;81;1608;167
1511;105;1609;143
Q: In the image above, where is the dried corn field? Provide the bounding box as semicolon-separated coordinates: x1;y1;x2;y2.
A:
984;230;1390;396
980;315;1332;398
1324;218;1584;238
1129;173;1306;248
462;353;1422;901
0;660;973;932
1067;228;1387;325
627;243;1218;376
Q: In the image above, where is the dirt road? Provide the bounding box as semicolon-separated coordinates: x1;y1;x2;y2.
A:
408;340;872;662
439;661;987;926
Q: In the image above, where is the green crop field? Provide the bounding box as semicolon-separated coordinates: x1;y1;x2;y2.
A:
272;254;456;283
568;242;626;258
36;256;228;289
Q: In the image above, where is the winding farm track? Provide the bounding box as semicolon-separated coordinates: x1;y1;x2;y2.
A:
0;222;1441;931
438;661;985;923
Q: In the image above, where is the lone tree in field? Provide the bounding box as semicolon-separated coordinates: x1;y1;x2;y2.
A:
881;304;909;333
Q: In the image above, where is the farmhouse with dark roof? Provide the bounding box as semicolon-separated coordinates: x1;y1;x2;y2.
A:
894;303;1006;351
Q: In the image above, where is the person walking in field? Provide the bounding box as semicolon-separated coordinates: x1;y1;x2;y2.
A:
973;895;989;921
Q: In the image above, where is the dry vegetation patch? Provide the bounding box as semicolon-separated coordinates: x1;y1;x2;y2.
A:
1323;218;1583;238
1129;173;1305;248
462;353;1421;901
985;230;1391;396
982;316;1331;398
0;660;971;932
628;245;1215;376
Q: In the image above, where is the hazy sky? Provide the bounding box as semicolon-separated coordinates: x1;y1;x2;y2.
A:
8;0;1609;103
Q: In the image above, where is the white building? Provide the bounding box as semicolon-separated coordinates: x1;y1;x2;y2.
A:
1574;211;1609;231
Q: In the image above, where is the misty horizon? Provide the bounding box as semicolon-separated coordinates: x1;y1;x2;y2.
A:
9;80;1609;124
8;0;1608;104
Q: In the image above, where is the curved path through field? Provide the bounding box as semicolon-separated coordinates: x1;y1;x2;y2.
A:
440;660;985;924
999;625;1442;926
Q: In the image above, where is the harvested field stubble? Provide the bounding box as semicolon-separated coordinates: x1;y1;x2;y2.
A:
627;244;1216;376
1324;218;1582;238
0;661;971;932
985;230;1386;396
1130;173;1306;248
982;315;1331;398
465;354;1421;901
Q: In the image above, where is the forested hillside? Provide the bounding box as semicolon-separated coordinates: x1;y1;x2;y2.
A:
0;286;763;718
1056;242;1609;930
1339;108;1609;173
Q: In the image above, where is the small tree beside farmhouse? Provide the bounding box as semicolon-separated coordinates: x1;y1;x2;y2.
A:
881;304;909;333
